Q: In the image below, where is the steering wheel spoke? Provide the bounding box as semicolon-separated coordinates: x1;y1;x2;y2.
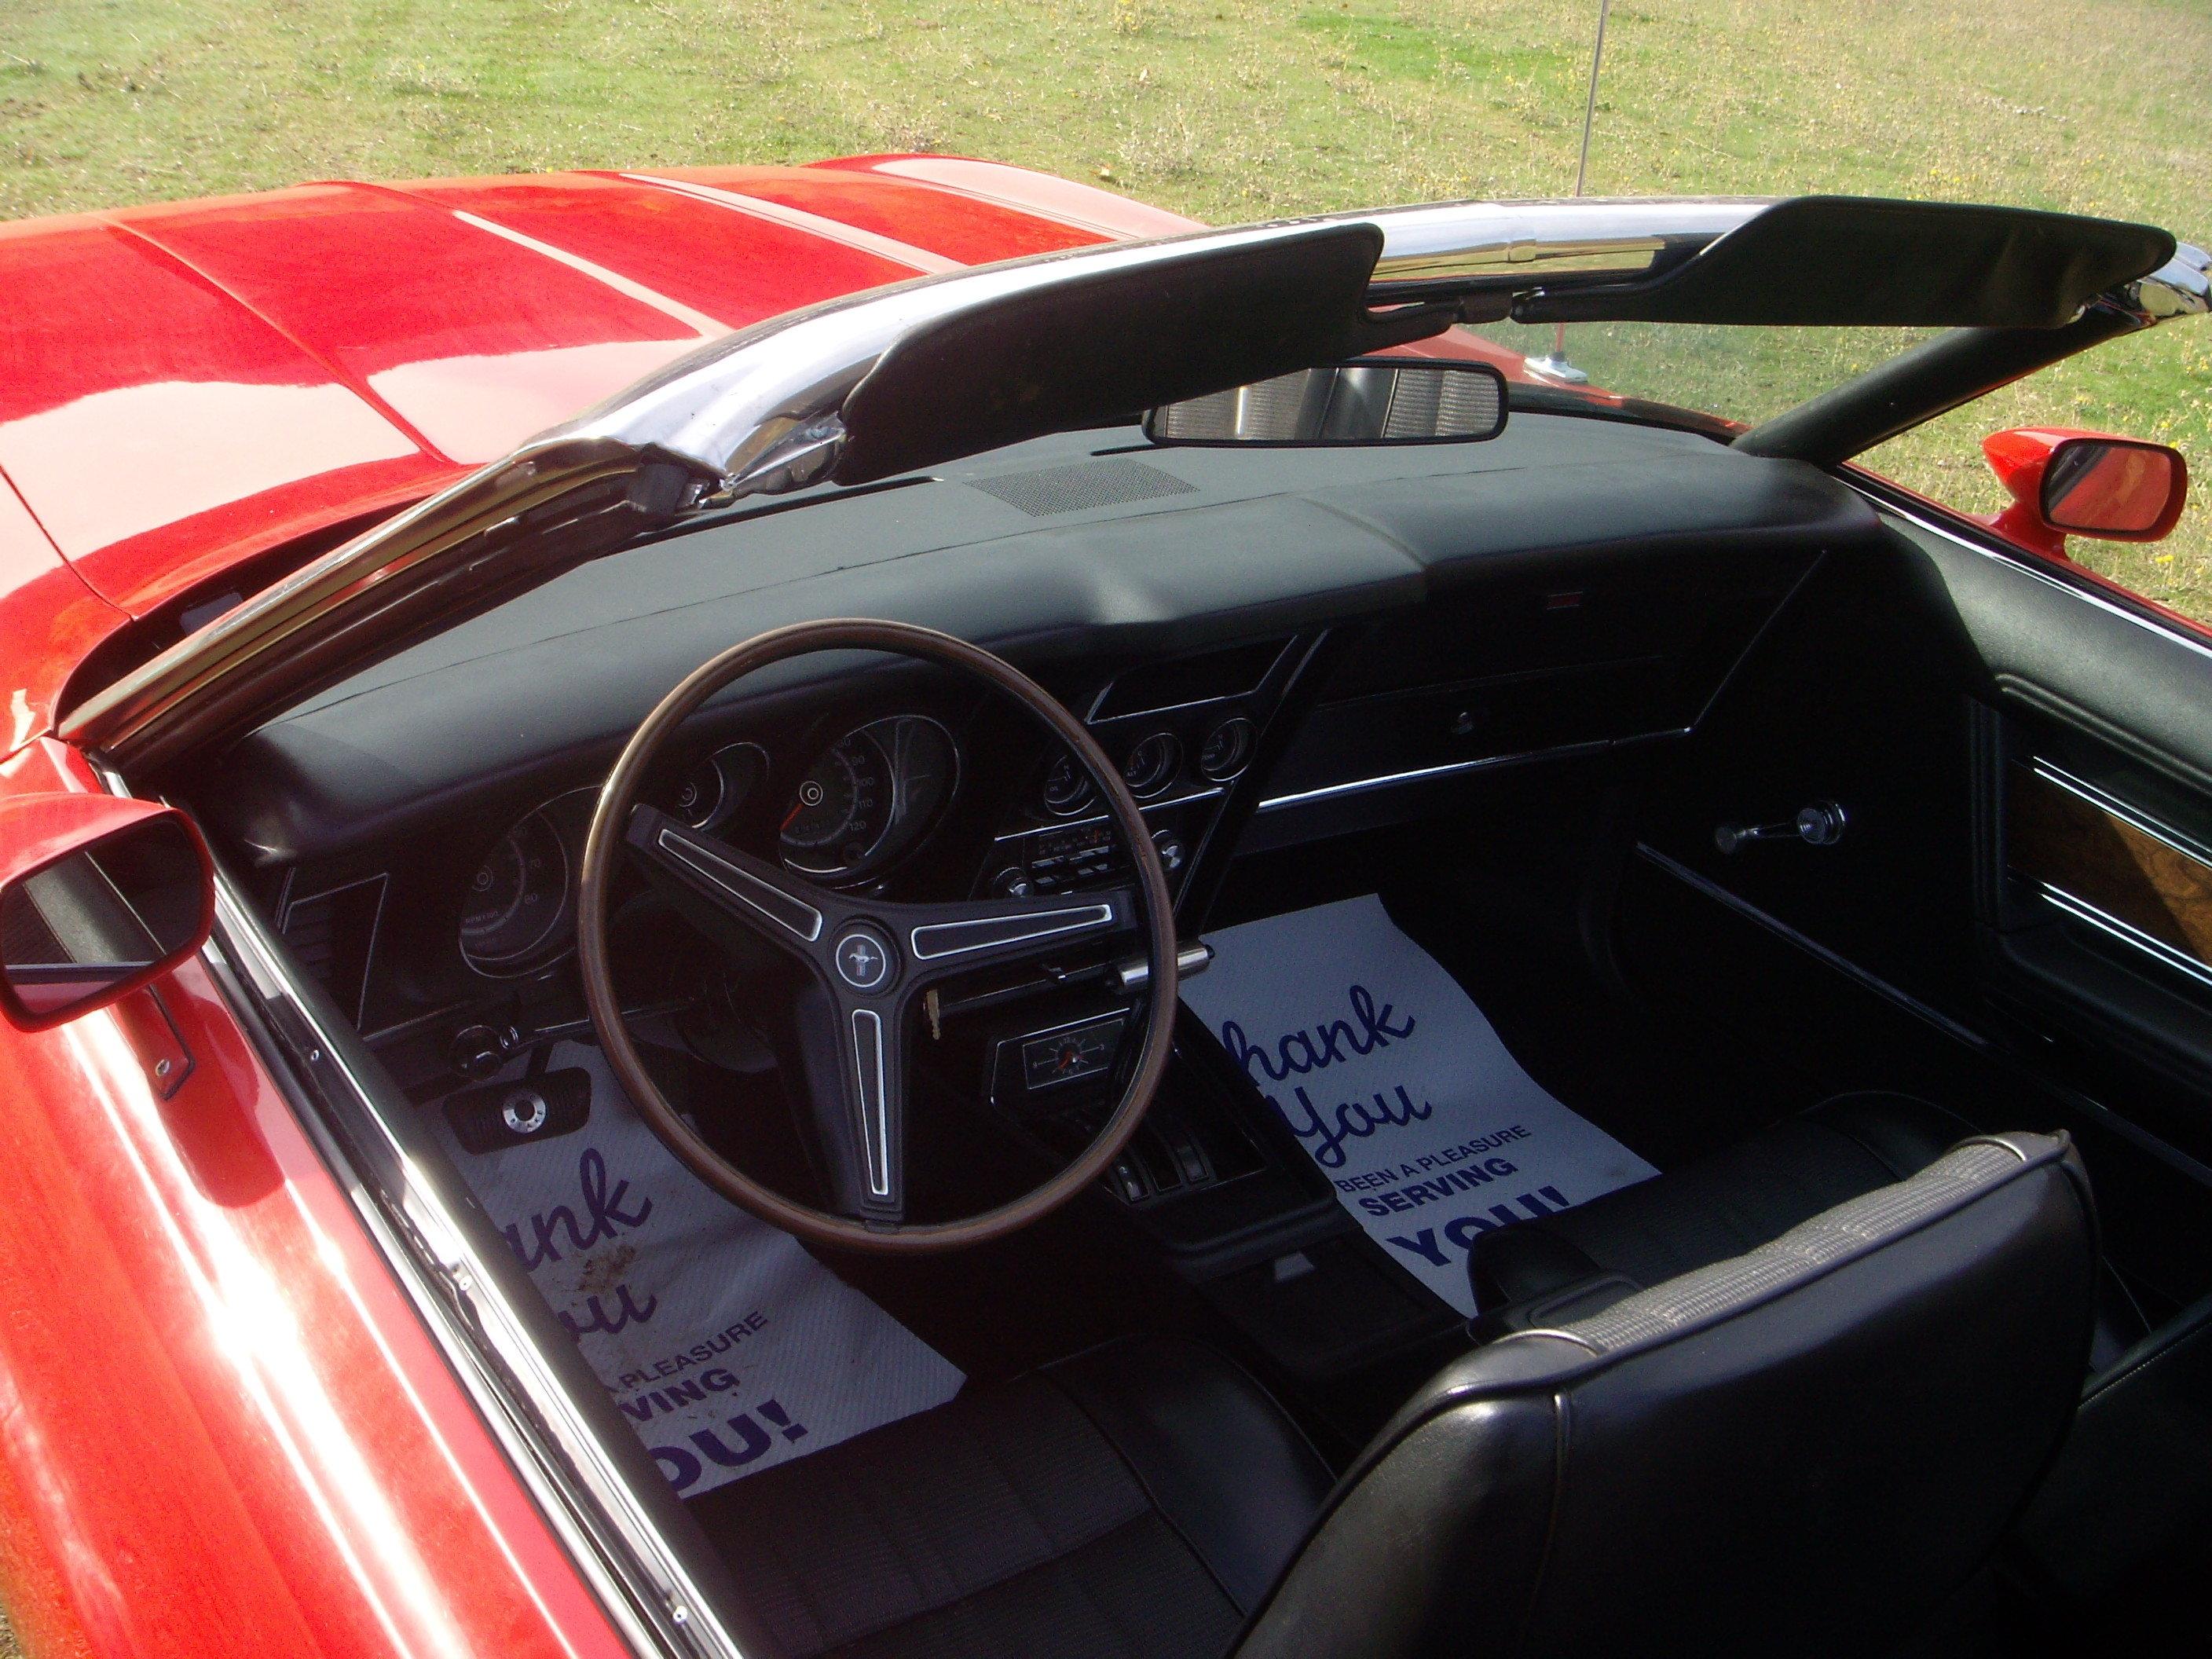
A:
630;812;1132;1227
894;885;1137;983
836;992;906;1223
628;804;839;959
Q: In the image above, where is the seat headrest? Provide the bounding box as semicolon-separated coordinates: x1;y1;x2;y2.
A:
1238;1131;2097;1659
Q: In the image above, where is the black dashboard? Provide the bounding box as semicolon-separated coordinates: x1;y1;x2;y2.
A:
191;409;1882;1099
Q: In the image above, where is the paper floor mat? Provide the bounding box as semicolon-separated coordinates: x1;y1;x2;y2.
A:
1180;894;1657;1316
431;1041;963;1499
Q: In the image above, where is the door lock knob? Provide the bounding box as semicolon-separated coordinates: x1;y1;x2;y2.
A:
1715;800;1848;855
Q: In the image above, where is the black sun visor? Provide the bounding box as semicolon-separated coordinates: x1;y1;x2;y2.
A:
1512;196;2175;330
833;223;1454;485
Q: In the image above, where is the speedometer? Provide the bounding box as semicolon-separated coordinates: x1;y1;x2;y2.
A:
780;731;893;870
779;716;959;881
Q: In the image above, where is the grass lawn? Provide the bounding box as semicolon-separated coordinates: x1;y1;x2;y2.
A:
5;0;2209;613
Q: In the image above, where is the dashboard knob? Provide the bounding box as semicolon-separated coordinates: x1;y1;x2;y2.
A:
449;1023;514;1079
991;867;1036;898
1151;830;1187;873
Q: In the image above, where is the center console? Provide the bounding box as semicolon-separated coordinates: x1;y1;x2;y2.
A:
945;635;1474;1418
939;969;1464;1425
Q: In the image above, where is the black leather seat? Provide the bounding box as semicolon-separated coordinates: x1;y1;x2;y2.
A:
1469;1091;2168;1384
1469;1090;1968;1330
701;1129;2097;1659
1241;1130;2095;1657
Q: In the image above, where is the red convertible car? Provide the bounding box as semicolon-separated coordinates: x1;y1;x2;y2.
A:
1;156;2208;1658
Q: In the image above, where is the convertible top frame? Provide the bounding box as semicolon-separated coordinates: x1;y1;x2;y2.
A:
1738;240;2212;467
63;194;2208;773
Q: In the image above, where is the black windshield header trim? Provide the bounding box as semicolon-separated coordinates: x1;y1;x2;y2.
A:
1512;196;2174;330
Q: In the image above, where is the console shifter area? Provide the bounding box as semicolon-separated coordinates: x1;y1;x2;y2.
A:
925;980;1263;1215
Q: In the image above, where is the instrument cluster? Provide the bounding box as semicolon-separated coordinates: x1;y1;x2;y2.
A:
449;639;1287;979
455;715;962;976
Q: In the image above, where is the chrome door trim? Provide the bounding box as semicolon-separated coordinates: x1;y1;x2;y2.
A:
2027;758;2212;870
2038;881;2212;994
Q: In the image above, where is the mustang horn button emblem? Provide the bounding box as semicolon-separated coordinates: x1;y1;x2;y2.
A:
834;928;895;991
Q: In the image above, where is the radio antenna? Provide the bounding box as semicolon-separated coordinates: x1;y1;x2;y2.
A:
1531;0;1610;385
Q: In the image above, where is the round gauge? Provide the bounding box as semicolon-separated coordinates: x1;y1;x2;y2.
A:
1041;751;1093;816
1121;732;1181;799
781;731;891;868
778;717;958;881
713;743;769;815
1198;716;1255;782
460;811;570;971
668;742;768;830
669;758;724;829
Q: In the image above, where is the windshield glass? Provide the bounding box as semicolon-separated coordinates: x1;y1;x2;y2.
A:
1461;319;1944;429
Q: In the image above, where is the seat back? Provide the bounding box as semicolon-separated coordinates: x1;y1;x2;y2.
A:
1238;1133;2097;1659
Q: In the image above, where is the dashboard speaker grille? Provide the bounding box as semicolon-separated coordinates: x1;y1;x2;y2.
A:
969;459;1195;518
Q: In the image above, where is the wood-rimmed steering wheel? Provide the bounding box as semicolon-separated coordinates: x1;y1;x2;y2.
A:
577;619;1177;1254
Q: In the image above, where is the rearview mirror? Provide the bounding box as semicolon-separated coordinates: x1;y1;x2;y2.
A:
0;797;214;1031
1982;427;2189;556
1146;359;1507;447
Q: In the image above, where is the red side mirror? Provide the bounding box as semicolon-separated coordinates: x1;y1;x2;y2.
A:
1982;427;2189;559
0;794;214;1031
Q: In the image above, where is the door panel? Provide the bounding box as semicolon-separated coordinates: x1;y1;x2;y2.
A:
1792;496;2212;1126
1617;489;2212;1305
1976;698;2212;1162
1896;484;2212;1104
1886;504;2212;1167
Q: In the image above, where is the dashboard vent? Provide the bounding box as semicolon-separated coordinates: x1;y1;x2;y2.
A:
969;459;1195;518
279;874;386;1027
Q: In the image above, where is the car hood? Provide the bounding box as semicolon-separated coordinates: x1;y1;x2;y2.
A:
0;157;1196;623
